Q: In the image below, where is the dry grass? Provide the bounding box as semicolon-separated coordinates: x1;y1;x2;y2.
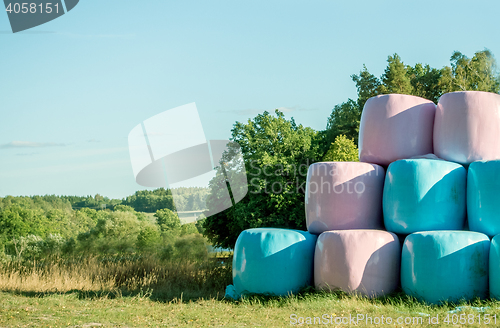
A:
0;255;232;300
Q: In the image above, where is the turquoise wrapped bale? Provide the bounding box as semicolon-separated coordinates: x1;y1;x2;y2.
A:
468;161;500;237
490;234;500;300
383;159;466;234
401;231;490;304
232;228;317;297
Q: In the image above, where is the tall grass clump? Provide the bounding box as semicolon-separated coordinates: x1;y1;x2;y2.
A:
0;205;232;301
0;252;232;301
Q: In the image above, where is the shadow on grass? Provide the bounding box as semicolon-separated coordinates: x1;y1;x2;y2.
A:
222;285;500;313
0;286;228;303
2;285;500;312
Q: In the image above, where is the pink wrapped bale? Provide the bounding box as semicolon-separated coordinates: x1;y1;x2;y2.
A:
359;94;436;166
314;230;401;298
305;162;385;235
434;91;500;165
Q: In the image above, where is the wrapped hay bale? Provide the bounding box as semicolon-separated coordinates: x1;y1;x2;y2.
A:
401;231;489;304
359;94;436;166
434;91;500;165
383;159;466;234
231;228;317;297
468;160;500;237
305;162;385;234
314;229;400;298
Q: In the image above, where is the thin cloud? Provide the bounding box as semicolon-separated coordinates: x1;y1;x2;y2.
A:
0;141;66;149
217;108;270;116
276;106;318;113
0;31;56;34
57;32;137;39
87;139;101;143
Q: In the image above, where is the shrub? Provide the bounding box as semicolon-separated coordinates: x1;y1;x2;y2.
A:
323;135;359;162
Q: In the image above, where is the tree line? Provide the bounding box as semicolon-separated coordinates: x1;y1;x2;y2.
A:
62;187;208;213
0;191;208;263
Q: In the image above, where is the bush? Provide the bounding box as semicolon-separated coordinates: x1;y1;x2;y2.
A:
155;209;181;231
174;234;208;261
323;135;359;162
180;223;198;236
136;224;161;250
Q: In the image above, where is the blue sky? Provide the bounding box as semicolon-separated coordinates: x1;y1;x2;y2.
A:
1;0;499;199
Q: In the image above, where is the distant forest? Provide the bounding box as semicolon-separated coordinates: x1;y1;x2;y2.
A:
0;188;209;261
63;187;209;213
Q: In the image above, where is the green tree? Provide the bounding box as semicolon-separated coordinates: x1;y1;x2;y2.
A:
323;135;359;162
136;224;161;249
325;99;361;145
203;110;322;248
379;53;414;95
351;64;381;110
406;63;443;103
77;211;140;254
155;208;181;231
446;50;500;93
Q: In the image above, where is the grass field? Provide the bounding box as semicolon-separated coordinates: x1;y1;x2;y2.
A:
0;256;499;327
1;289;500;327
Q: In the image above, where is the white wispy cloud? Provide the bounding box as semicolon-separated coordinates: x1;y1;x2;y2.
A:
0;141;66;149
276;106;318;113
57;32;137;39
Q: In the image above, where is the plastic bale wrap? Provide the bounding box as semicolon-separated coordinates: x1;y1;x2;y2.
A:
401;231;489;304
232;228;317;297
383;159;466;234
305;162;385;235
314;230;400;298
359;94;436;166
490;234;500;300
468;160;500;237
434;91;500;165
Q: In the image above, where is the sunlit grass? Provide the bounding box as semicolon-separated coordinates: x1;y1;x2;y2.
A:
0;255;499;327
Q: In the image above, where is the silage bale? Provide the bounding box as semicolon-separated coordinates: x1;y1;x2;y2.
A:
383;159;466;234
401;231;489;304
434;91;500;165
468;160;500;237
489;234;500;300
305;162;385;235
359;94;436;166
314;229;400;298
232;228;317;297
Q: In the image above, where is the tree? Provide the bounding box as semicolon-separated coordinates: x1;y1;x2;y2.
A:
155;208;181;231
447;50;500;93
77;211;141;254
406;63;443;103
351;64;381;110
136;224;161;249
379;54;414;95
180;223;198;236
203;110;323;248
323;135;359;162
325;99;361;145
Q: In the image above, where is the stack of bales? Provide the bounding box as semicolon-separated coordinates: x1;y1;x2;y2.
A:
228;91;500;304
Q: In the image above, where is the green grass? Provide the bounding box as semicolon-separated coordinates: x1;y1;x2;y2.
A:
0;256;499;327
0;289;499;327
